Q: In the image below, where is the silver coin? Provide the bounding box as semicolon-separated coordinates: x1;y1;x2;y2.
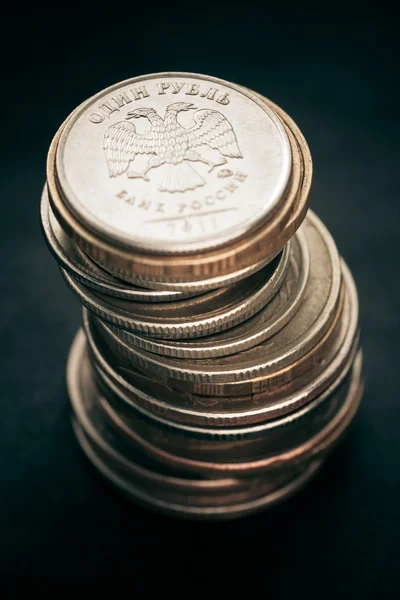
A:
116;230;307;358
83;259;359;426
94;210;342;384
40;185;198;302
61;250;288;339
56;72;292;254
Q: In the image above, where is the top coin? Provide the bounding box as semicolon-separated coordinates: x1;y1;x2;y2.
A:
56;72;292;254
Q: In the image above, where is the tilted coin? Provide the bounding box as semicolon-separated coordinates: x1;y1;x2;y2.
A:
114;230;307;358
47;84;311;283
73;420;323;520
84;261;358;427
93;210;342;389
40;185;198;302
56;72;292;254
61;250;286;339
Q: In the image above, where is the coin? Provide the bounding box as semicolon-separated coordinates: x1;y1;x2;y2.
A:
40;185;200;302
85;258;357;421
61;250;287;339
91;353;363;478
110;231;304;358
85;270;358;428
70;315;362;477
74;421;313;509
47;89;311;283
43;72;364;521
88;246;283;292
56;72;292;254
67;338;241;493
42;181;279;296
68;331;311;509
92;210;342;389
95;345;360;462
71;399;306;508
73;420;324;520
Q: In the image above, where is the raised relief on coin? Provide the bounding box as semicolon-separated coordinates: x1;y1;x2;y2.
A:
103;103;242;193
56;73;291;253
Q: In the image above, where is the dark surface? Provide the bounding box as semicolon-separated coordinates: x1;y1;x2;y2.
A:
1;4;399;596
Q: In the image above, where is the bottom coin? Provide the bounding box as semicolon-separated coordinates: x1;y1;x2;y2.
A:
72;419;324;521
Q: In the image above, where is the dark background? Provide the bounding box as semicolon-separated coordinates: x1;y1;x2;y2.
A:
2;3;399;595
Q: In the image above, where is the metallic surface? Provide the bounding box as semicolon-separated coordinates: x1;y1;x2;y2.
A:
73;421;324;520
42;73;364;521
46;93;311;283
62;250;286;339
96;349;358;460
83;264;358;426
90;245;283;292
40;186;198;302
69;352;311;499
112;231;305;358
95;354;363;477
56;73;292;254
67;328;362;478
92;210;342;388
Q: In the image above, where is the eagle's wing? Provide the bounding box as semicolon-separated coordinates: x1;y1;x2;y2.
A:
187;109;242;158
103;121;156;177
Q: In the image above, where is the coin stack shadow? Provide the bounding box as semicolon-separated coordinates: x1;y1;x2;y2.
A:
42;79;363;520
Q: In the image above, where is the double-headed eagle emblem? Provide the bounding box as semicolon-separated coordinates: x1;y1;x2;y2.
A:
103;102;242;193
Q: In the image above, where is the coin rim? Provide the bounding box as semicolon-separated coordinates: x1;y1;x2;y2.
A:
116;231;305;358
68;327;362;477
40;185;200;302
95;352;364;477
92;210;342;383
82;260;358;426
72;419;324;520
55;72;292;253
46;93;311;282
62;253;288;339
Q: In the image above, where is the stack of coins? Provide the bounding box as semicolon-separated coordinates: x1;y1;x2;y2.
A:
41;73;363;519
